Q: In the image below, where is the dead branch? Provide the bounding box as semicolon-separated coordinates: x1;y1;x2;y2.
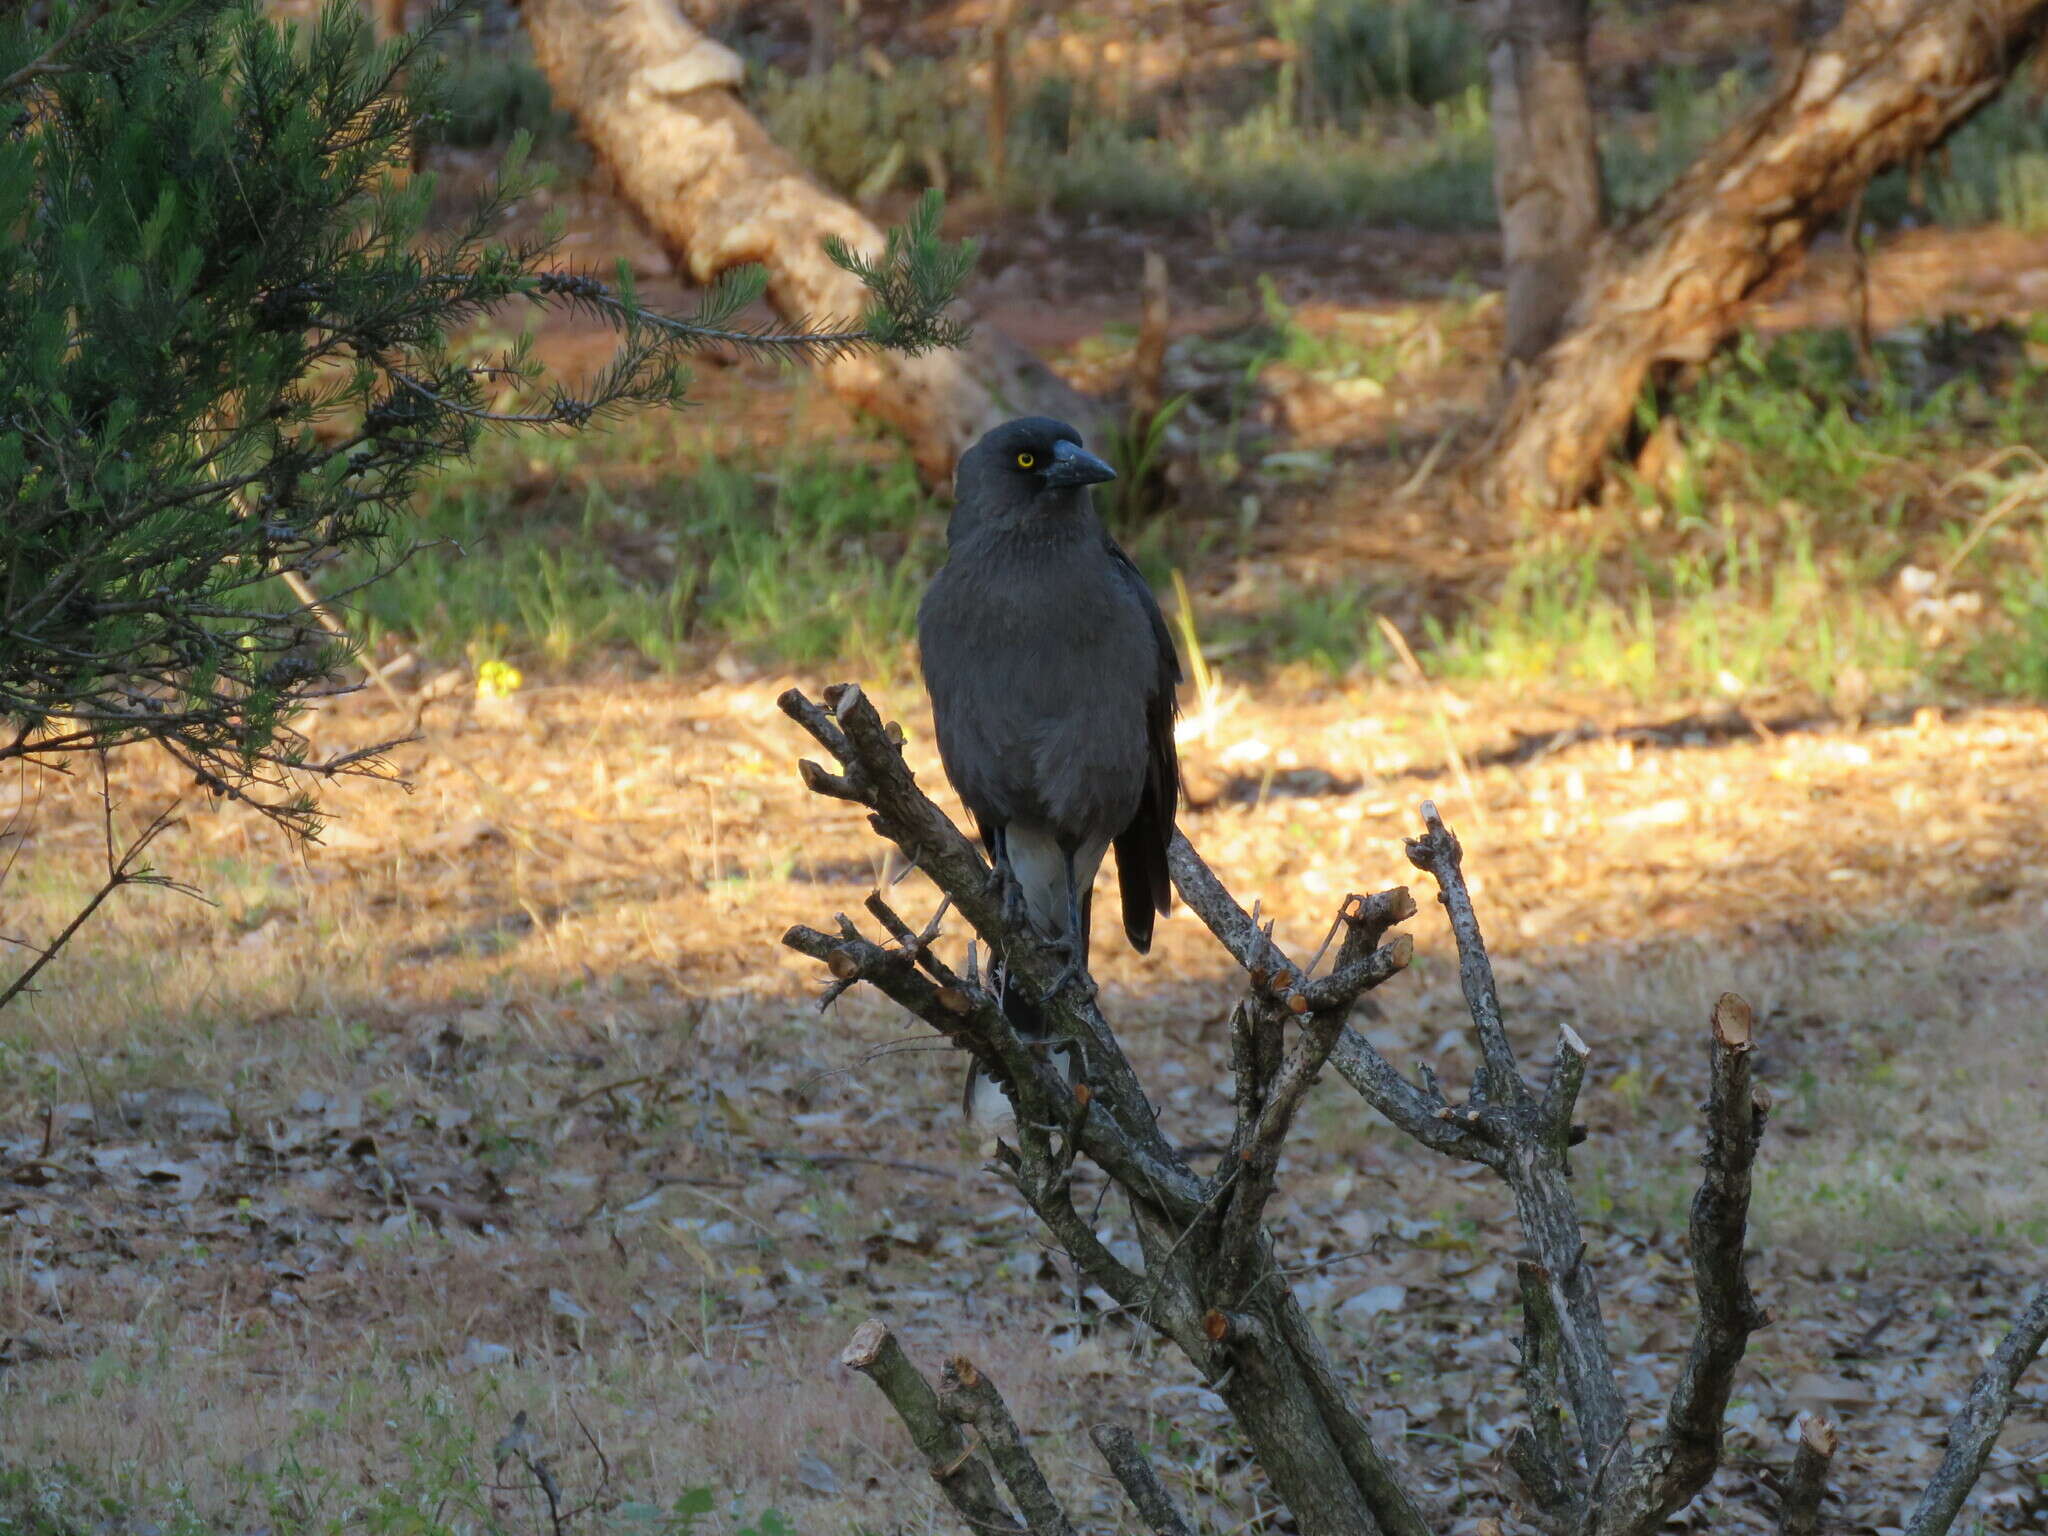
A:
1642;993;1773;1515
0;767;202;1013
1170;833;1494;1169
1215;894;1415;1299
784;684;1424;1536
939;1358;1076;1536
521;0;1098;486
789;693;2038;1536
1400;802;1630;1486
1777;1416;1836;1536
1403;806;1524;1110
841;1320;1024;1535
1505;1260;1583;1525
1088;1424;1194;1536
1487;0;2048;507
1902;1282;2048;1536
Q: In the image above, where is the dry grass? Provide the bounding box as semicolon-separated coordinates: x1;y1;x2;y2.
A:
5;670;2048;1532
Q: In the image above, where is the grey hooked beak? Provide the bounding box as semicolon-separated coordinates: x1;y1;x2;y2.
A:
1042;438;1117;489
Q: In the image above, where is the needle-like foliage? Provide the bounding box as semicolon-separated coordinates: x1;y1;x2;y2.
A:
0;0;972;836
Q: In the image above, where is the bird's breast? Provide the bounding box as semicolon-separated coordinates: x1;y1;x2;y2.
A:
919;544;1155;841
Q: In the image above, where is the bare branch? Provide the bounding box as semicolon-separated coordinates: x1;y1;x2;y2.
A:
0;782;199;1014
1777;1417;1835;1536
1166;832;1295;976
1266;1293;1438;1536
0;0;112;98
1902;1282;2048;1536
1533;1023;1589;1149
1646;992;1772;1514
1088;1424;1194;1536
1402;800;1526;1108
1398;802;1630;1474
938;1358;1077;1536
840;1320;1024;1535
1216;912;1414;1294
778;686;1206;1216
1506;1260;1585;1526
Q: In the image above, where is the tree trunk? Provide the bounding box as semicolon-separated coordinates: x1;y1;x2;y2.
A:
521;0;1097;486
1487;0;2048;509
1482;0;1603;364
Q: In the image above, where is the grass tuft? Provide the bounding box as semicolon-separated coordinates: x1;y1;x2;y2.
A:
351;428;937;676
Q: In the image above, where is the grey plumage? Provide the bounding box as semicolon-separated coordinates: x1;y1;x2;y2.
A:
917;417;1182;1122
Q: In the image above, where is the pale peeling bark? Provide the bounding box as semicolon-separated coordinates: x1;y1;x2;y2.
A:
522;0;1095;484
1489;0;2048;508
1481;0;1604;363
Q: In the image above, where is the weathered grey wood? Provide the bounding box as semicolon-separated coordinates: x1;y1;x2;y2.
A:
1902;1284;2048;1536
1481;0;1603;362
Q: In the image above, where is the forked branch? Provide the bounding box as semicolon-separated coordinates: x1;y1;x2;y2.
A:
784;684;1425;1536
790;695;2047;1536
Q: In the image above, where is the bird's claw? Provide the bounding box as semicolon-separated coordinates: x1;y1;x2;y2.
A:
985;862;1028;932
1038;938;1090;1003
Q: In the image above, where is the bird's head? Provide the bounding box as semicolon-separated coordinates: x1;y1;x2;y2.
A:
951;417;1117;533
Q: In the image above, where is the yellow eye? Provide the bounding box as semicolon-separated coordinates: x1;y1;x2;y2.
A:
1015;451;1036;469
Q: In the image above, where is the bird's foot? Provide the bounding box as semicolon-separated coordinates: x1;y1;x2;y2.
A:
985;862;1028;934
1038;939;1091;1003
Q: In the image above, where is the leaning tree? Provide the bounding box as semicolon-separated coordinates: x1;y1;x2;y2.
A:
777;680;2048;1536
1482;0;2048;507
518;0;1099;486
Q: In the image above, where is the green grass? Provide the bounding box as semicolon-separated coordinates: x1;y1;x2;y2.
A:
1032;93;1498;229
338;318;2048;711
1181;319;2048;705
351;426;938;676
1266;0;1485;125
1423;323;2048;704
420;20;577;152
1869;88;2048;232
409;0;2048;241
756;59;985;201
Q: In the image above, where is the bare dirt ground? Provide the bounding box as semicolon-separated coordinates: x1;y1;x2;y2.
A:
5;668;2046;1533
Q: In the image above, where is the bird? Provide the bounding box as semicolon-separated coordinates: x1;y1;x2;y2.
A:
916;417;1182;1121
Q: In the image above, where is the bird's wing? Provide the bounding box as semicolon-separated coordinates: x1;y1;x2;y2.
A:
1106;540;1182;952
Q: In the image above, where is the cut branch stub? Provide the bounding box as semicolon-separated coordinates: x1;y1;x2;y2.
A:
938;1357;1078;1536
1624;989;1772;1526
1711;990;1754;1051
840;1320;1023;1534
1777;1416;1835;1536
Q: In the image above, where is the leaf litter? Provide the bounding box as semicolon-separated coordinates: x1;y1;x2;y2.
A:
2;675;2046;1531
